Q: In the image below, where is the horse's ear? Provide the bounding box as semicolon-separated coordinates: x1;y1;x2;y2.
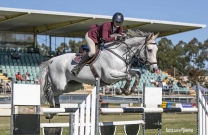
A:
147;33;154;40
153;33;159;40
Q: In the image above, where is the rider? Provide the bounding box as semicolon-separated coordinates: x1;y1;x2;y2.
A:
71;12;125;76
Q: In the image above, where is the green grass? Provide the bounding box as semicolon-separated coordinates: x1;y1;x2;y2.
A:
0;113;196;135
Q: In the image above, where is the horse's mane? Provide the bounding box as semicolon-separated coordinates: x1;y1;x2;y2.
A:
124;29;151;38
106;29;152;47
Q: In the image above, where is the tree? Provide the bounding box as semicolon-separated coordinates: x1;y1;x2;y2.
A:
68;38;86;52
157;37;207;85
40;43;49;56
56;42;69;53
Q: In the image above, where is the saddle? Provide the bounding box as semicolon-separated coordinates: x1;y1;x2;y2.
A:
72;44;104;81
73;45;101;65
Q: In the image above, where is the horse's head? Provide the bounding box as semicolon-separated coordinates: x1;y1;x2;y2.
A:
107;29;158;73
135;32;159;73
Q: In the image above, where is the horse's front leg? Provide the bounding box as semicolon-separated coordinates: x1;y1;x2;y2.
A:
109;70;131;81
121;69;141;95
130;74;139;94
109;70;132;95
129;69;141;94
122;79;132;95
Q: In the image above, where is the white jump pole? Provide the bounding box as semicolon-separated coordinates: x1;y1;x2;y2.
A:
100;108;198;113
95;78;100;135
80;101;85;135
91;87;96;135
74;109;79;135
85;94;91;135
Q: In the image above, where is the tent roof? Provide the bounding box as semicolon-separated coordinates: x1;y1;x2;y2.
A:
0;7;206;38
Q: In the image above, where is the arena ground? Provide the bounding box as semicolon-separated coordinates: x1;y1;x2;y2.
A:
0;113;196;135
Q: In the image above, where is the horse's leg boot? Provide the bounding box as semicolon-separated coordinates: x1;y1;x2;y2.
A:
71;53;90;76
55;103;60;108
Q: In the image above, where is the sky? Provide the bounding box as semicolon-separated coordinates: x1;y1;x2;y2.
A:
0;0;208;45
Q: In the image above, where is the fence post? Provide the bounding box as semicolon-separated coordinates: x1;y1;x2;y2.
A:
10;78;15;135
142;83;146;135
69;113;73;135
95;78;100;135
196;82;200;135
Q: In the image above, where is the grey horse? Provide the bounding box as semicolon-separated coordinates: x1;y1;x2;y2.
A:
40;29;159;119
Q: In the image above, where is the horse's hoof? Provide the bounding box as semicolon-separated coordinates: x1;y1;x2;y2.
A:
130;89;136;94
45;113;55;119
115;89;122;95
124;90;130;95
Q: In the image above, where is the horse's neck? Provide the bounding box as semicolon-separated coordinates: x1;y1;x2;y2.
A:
104;42;128;58
103;37;146;60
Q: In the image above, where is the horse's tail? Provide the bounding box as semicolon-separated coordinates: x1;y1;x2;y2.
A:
39;59;53;104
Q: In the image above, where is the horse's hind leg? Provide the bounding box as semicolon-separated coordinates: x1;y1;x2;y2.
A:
54;95;60;108
45;95;60;119
49;97;54;108
45;97;56;119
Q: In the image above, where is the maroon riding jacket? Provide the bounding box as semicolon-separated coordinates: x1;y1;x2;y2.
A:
88;22;123;44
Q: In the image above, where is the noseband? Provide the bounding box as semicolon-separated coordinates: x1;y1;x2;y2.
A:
136;42;158;66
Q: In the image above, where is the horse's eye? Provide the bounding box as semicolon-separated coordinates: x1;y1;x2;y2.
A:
147;49;152;52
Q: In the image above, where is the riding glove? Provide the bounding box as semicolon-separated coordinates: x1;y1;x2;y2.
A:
116;36;125;41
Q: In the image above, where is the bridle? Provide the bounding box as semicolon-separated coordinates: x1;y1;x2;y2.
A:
104;37;157;67
135;42;158;66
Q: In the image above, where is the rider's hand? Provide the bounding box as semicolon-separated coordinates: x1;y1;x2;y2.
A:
116;36;125;41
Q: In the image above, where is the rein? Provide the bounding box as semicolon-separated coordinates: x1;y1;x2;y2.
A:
103;36;157;66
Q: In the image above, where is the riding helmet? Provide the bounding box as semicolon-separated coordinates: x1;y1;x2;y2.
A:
112;12;124;23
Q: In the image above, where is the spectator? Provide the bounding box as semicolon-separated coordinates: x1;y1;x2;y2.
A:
27;47;34;53
25;72;30;81
167;79;173;89
21;74;27;81
34;46;40;54
0;80;6;92
16;72;22;81
156;76;161;82
162;81;168;90
156;69;160;74
11;50;20;59
150;77;156;85
163;77;169;83
158;81;163;88
5;80;12;91
177;79;186;88
154;76;161;87
0;80;11;92
167;79;174;94
34;76;39;84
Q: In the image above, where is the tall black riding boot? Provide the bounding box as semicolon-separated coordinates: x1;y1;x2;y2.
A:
71;53;90;76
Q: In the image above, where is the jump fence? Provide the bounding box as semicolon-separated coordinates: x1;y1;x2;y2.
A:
10;78;207;135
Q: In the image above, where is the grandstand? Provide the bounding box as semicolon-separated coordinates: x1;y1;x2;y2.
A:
0;47;196;97
112;66;195;96
0;48;48;84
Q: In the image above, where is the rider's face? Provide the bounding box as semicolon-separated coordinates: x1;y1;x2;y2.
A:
114;21;122;28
